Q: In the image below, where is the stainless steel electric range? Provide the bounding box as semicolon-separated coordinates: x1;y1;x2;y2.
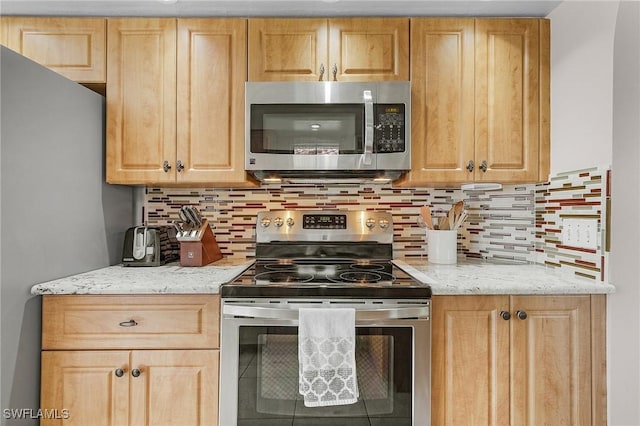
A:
219;210;431;426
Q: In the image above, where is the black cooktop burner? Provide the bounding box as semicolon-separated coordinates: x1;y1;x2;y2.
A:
254;270;315;283
335;270;394;283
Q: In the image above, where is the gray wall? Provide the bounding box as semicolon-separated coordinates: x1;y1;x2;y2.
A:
0;46;133;425
610;2;640;424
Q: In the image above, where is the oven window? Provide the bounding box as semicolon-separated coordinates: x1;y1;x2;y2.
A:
250;104;364;154
237;326;412;425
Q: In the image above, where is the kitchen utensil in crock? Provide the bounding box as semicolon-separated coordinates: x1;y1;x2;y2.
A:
453;210;468;230
447;208;455;229
453;201;464;219
420;206;434;229
438;214;449;230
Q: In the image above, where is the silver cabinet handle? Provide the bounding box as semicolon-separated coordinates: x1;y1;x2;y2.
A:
131;369;141;378
176;160;184;172
163;161;171;173
361;90;374;166
318;63;325;81
119;319;138;327
332;63;337;81
466;160;475;172
114;368;125;377
479;160;488;173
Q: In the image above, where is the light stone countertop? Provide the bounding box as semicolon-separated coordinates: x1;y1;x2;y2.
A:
393;258;616;295
30;258;254;295
30;257;616;296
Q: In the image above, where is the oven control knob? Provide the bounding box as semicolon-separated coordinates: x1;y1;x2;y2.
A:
379;219;389;229
274;217;284;227
365;218;376;229
260;218;271;228
286;218;295;227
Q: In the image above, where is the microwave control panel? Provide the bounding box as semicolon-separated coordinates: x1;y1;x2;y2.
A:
374;104;406;153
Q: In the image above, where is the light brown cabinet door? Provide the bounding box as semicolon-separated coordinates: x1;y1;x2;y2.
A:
408;18;475;185
432;295;596;425
106;18;177;184
431;295;510;426
328;18;409;81
475;19;541;183
177;19;248;184
248;18;408;82
510;296;592;426
405;18;549;186
129;350;219;426
248;18;327;81
1;17;106;83
40;351;129;426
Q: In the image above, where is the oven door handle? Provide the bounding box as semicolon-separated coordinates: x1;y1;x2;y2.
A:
361;89;374;166
223;304;429;321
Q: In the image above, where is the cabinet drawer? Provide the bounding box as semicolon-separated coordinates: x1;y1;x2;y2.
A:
42;295;219;350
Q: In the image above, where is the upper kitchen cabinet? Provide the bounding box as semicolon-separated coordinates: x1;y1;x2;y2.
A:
176;19;248;184
329;18;409;81
475;19;550;183
248;18;409;81
107;18;176;185
0;17;106;86
406;18;550;186
106;18;250;185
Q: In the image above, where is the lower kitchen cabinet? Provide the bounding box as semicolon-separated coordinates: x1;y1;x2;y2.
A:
40;295;220;426
41;350;217;426
41;351;129;425
431;295;606;426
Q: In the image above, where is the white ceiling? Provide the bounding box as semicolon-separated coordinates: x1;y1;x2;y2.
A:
0;0;562;17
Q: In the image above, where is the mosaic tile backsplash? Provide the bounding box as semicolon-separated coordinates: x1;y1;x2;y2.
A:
145;184;537;260
535;165;611;282
145;165;610;283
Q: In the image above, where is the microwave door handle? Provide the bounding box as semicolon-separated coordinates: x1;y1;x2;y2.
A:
362;90;374;166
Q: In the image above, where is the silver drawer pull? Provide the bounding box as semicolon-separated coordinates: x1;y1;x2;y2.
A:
119;319;138;327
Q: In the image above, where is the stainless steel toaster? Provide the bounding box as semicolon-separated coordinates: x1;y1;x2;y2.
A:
122;226;179;266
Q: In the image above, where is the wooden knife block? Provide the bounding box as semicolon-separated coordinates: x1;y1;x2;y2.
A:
179;225;223;266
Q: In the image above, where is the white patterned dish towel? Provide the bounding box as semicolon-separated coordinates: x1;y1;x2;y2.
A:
298;307;359;407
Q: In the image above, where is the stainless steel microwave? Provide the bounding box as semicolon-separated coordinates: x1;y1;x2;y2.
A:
245;81;410;183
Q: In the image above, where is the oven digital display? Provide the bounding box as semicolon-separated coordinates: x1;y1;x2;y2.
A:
302;214;347;229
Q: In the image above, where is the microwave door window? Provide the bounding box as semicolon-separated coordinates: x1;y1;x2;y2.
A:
250;104;364;155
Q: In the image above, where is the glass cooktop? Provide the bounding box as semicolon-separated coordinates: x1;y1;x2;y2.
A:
221;259;432;299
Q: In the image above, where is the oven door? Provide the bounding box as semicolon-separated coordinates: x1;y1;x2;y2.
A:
219;299;431;426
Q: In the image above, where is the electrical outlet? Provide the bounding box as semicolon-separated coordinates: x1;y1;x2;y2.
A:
561;218;598;250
